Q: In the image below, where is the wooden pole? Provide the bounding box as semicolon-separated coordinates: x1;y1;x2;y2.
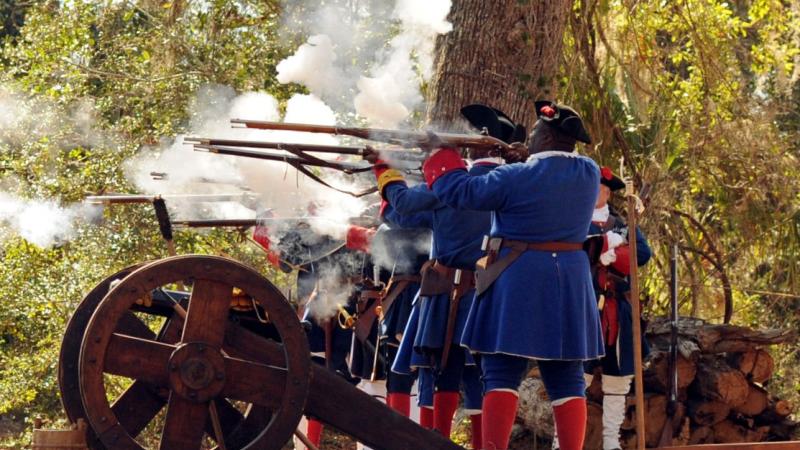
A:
627;184;646;450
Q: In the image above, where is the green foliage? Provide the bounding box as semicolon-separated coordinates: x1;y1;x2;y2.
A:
0;1;292;446
563;0;800;415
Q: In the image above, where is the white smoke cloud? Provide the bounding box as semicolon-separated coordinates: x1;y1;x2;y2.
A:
123;86;374;241
276;35;347;100
276;0;453;128
0;193;101;248
354;0;452;126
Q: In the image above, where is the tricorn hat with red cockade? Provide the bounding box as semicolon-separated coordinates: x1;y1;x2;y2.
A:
534;100;592;144
600;166;625;191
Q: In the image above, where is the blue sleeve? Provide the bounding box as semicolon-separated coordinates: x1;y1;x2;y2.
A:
384;182;442;215
430;168;510;211
635;227;651;266
384;205;434;229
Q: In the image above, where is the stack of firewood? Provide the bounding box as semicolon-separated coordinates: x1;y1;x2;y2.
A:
515;317;798;449
607;317;797;448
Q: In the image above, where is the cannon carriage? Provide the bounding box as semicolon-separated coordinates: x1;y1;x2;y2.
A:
58;254;462;450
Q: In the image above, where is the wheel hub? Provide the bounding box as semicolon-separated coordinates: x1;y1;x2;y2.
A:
168;342;225;402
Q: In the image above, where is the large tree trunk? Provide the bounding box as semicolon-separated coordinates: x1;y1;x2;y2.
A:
426;0;572;128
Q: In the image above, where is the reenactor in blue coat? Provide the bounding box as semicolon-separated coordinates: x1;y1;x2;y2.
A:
553;167;651;450
367;104;527;444
422;102;603;450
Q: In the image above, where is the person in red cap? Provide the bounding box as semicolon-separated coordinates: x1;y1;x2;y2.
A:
553;167;651;450
422;101;603;450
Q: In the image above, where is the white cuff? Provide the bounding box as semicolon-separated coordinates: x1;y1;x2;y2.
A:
600;249;617;266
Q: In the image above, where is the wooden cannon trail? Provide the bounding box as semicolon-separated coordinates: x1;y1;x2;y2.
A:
56;255;463;450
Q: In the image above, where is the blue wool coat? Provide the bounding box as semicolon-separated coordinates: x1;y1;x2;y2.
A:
382;163;497;367
430;151;605;361
585;213;652;376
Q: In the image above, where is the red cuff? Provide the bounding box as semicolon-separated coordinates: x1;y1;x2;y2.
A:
422;148;466;188
379;199;389;219
253;225;271;251
372;159;390;179
346;225;376;252
611;246;631;275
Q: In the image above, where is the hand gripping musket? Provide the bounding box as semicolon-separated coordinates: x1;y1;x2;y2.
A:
230;119;510;153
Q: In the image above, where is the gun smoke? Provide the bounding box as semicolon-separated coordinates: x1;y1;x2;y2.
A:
0;193;101;248
123;84;372;243
0;84;112;248
277;0;453;128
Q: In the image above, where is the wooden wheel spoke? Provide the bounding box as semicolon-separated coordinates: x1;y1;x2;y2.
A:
182;278;232;348
117;311;157;340
111;380;166;438
220;357;287;409
206;399;245;440
104;333;174;385
159;394;210;450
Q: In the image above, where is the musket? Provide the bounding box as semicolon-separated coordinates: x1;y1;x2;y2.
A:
658;244;681;446
230;119;510;151
85;193;255;205
194;144;379;198
624;160;647;450
193;144;372;174
185;137;425;162
172;219;258;228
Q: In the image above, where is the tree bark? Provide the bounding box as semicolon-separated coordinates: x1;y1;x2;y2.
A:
426;0;572;129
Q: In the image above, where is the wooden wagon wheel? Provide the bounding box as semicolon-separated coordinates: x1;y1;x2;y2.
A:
59;263;276;449
78;255;310;450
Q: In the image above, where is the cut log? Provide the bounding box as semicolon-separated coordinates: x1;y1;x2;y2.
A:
754;399;792;425
688;398;731;427
622;394;687;448
688;426;715;445
733;384;769;416
728;349;775;384
644;350;697;393
767;419;800;441
647;317;796;354
692;356;749;408
712;420;767;444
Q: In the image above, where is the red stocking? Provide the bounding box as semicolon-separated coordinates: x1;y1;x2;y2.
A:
552;398;587;450
482;390;518;450
433;391;460;437
470;413;482;449
305;418;323;448
387;393;411;417
420;406;434;429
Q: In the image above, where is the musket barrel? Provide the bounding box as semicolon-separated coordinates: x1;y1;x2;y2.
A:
172;219;258;228
85;193;253;205
194;144;372;172
188;137;367;155
230;119;509;150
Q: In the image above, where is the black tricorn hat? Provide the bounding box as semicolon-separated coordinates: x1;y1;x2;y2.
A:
534;101;591;144
600;166;625;191
461;104;527;144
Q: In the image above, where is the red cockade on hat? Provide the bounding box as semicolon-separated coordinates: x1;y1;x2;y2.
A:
601;166;613;181
539;105;556;118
